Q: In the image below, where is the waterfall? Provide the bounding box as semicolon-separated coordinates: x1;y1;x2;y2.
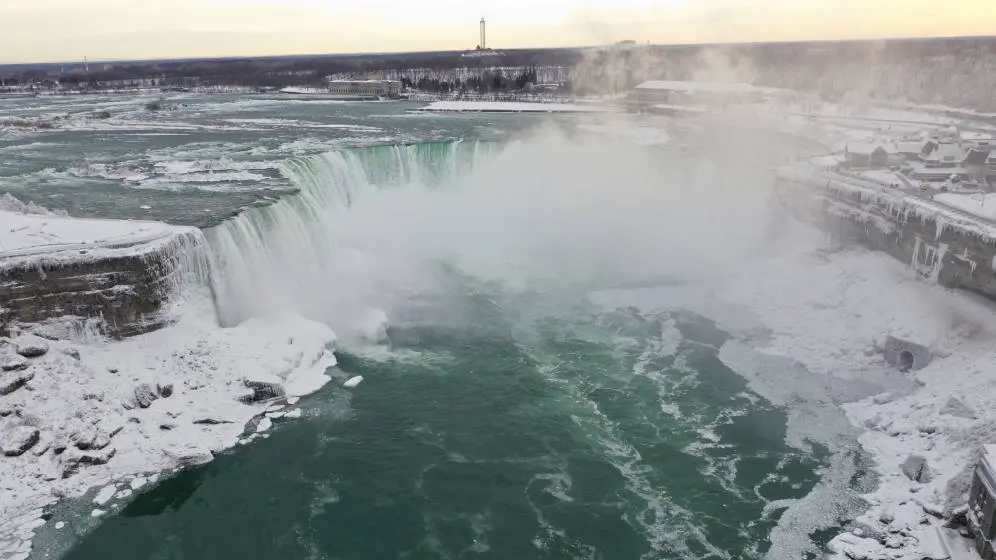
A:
204;140;500;327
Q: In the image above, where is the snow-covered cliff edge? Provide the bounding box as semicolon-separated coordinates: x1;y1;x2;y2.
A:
1;201;210;339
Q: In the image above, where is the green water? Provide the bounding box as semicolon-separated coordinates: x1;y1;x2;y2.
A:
62;288;825;560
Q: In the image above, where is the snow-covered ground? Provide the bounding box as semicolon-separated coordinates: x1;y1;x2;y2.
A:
0;206;183;259
719;229;996;559
934;193;996;222
415;100;613;113
0;305;337;560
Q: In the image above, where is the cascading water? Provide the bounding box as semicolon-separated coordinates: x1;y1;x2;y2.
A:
203;131;780;340
205;140;501;330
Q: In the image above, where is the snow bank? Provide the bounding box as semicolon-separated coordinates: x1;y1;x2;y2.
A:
0;211;185;259
415;101;612;113
591;220;996;558
935;193;996;222
0;309;337;559
717;230;996;559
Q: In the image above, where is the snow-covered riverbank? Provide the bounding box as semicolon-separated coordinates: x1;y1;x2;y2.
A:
592;220;996;559
0;202;339;560
0;308;337;560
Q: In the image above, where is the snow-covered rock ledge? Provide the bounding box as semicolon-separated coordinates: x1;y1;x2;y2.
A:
0;311;337;560
1;201;209;338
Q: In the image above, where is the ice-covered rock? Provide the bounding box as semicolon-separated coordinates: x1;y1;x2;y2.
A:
192;416;234;425
0;401;18;417
0;369;34;395
32;433;52;457
284;409;302;419
71;425;112;451
14;337;49;359
939;397;976;420
922;502;944;518
163;446;213;467
61;447;116;478
901;454;933;483
156;383;174;399
134;384;159;408
239;379;285;403
1;426;40;456
1;355;29;372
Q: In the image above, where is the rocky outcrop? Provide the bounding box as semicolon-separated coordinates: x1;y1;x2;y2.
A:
1;426;40;457
0;369;34;395
901;454;934;483
0;225;211;340
774;172;996;301
238;379;286;404
14;337;48;358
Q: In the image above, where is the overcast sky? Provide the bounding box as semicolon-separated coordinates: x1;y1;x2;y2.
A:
2;0;995;63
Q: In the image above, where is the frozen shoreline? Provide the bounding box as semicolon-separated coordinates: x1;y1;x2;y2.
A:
592;221;996;558
0;306;337;560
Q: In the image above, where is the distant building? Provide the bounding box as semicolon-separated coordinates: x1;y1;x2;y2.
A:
324;80;401;99
843;141;895;168
894;138;930;160
969;446;996;559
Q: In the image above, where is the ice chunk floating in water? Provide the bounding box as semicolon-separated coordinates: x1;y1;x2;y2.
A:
343;376;364;388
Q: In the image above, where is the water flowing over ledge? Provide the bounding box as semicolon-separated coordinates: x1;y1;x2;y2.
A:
204;140;501;328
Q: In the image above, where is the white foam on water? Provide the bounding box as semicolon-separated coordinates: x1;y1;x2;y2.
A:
224;118;382;132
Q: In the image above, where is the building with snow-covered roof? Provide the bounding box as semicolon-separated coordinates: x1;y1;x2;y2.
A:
923;141;966;168
843;141;896;168
894;139;930;159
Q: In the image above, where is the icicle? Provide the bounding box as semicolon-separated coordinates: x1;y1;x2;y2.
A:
930;243;949;284
911;237;923;271
935;218;947;240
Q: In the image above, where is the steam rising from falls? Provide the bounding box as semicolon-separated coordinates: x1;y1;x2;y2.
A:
205;130;779;341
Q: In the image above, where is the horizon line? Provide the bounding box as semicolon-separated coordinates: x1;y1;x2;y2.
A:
2;33;994;68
